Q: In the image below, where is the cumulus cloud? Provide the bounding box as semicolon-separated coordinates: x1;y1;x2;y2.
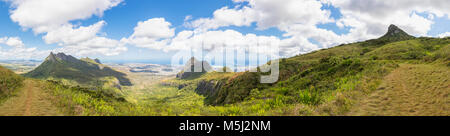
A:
328;0;450;37
122;18;175;50
187;0;332;31
183;0;337;57
43;21;106;45
0;36;50;60
5;0;126;57
131;18;175;39
0;37;24;47
166;29;280;53
127;0;340;57
186;6;255;31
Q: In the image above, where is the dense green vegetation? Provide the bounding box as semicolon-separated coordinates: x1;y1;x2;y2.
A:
0;66;24;104
176;57;213;80
42;80;131;115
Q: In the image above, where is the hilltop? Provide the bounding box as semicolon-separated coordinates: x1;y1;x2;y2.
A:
24;52;132;87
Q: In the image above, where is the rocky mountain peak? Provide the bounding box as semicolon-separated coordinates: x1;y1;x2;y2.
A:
44;52;79;63
45;52;57;62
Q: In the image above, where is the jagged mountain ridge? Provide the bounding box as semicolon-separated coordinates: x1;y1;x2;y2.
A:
24;53;132;86
180;24;450;106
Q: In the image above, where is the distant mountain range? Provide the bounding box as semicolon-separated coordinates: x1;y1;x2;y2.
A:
24;52;132;86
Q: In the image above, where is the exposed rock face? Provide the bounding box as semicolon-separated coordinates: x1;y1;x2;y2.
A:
176;57;213;79
195;80;223;97
379;24;414;41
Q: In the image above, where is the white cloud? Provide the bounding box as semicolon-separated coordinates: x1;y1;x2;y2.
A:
5;0;126;57
43;21;106;45
128;1;339;58
0;36;50;60
54;37;127;56
184;15;193;22
186;6;255;31
183;0;337;57
0;37;24;47
438;32;450;38
8;0;122;33
180;0;450;59
131;18;175;39
122;18;175;50
187;0;332;31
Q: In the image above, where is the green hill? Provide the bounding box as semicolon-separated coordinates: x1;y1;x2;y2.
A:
24;53;132;87
170;24;450;113
379;24;415;42
0;66;24;103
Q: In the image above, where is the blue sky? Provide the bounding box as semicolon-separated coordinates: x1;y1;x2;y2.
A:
0;0;449;64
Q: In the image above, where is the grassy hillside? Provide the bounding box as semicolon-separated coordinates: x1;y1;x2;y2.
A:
0;66;24;104
161;25;449;115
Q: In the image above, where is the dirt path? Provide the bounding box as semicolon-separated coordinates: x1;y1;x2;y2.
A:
350;64;449;116
0;79;63;116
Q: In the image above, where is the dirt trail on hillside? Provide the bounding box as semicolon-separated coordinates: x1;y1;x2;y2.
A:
0;80;63;116
350;64;449;116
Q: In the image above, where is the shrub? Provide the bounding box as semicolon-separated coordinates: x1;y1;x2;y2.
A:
297;89;322;105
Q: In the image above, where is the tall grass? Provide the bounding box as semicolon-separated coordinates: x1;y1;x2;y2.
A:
0;66;24;104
